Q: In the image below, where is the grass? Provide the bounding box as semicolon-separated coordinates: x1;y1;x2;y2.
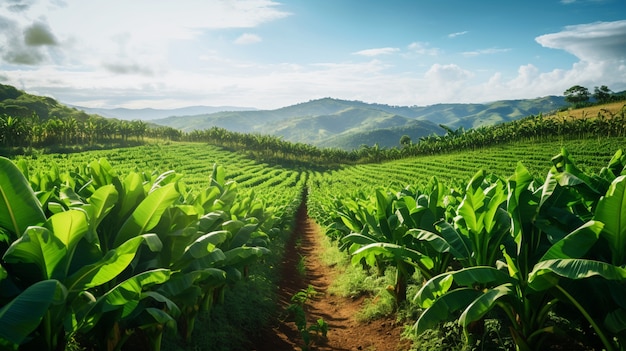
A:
318;235;404;322
550;101;625;120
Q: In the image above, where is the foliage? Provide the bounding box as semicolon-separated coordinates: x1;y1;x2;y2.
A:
311;146;626;350
0;155;285;350
564;85;591;106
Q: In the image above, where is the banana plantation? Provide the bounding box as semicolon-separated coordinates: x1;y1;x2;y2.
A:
1;102;626;350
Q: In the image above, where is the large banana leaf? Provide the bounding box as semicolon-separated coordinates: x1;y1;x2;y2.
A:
458;283;514;329
434;220;471;260
158;269;226;298
65;234;162;292
413;288;482;335
103;269;172;311
539;220;603;261
0;279;67;345
171;230;230;270
407;229;450;253
85;184;118;232
595;175;626;265
0;157;46;238
528;258;626;291
114;183;179;247
3;226;65;282
223;246;270;267
415;266;514;308
351;242;433;270
222;220;258;249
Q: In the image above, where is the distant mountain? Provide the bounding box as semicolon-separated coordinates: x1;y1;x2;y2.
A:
152;96;568;149
0;82;572;150
72;105;257;121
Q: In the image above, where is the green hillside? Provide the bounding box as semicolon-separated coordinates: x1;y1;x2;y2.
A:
152;96;567;149
263;107;441;148
0;84;92;121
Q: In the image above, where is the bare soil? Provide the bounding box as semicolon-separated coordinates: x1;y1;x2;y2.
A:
253;197;411;351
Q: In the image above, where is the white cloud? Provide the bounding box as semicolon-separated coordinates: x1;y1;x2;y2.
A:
353;47;400;57
234;33;262;45
407;42;440;56
448;31;468;38
535;20;626;63
462;48;511;57
425;63;472;83
0;0;291;68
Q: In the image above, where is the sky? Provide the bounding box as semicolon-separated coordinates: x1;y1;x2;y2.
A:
0;0;625;110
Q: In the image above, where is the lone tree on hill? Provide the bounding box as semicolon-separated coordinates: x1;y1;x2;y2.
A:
564;85;590;106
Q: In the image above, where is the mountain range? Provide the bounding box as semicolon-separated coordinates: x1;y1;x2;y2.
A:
1;82;570;150
144;96;567;149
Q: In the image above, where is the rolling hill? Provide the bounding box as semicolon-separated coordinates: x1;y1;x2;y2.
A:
151;96;567;149
1;83;572;150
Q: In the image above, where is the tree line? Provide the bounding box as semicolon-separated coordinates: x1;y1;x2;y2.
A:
564;84;624;108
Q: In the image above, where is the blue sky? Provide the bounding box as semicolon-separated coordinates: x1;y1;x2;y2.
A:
0;0;624;110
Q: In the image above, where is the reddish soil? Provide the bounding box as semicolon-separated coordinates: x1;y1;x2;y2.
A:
254;198;411;351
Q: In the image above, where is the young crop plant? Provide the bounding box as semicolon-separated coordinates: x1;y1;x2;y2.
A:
285;285;328;350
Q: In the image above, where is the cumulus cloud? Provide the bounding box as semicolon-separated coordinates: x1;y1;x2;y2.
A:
535;20;626;62
234;33;262;45
353;47;400;57
448;31;468;38
425;63;472;83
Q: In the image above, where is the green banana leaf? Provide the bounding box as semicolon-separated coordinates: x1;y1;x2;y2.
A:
222;220;259;249
66;234;162;292
3;226;66;281
0;279;67;345
85;184;118;232
529;258;626;291
539;220;603;261
341;232;378;246
185;230;230;259
413;287;482;335
351;242;433;270
435;220;471;260
595;175;626;265
415;266;514;308
0;157;46;238
103;269;172;311
408;229;451;253
459;283;514;329
171;230;230;270
114;183;179;247
223;246;270;267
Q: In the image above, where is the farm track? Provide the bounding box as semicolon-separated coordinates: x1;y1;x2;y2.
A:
254;195;411;351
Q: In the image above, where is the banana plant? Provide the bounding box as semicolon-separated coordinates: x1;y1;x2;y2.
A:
341;188;438;303
413;157;609;351
526;174;626;351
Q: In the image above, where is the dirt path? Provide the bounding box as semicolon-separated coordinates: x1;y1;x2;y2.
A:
254;197;411;351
